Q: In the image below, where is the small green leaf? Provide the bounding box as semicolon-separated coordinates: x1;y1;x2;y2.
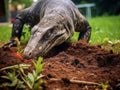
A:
28;73;35;85
0;64;31;71
9;79;18;87
33;80;42;90
16;80;26;89
32;70;37;79
98;82;109;90
36;57;43;74
1;75;10;80
36;64;43;74
36;74;44;81
33;61;37;69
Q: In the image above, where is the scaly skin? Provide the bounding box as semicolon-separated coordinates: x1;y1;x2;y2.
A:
11;0;91;59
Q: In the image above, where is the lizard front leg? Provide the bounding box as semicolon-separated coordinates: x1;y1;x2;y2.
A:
78;20;91;42
75;19;91;42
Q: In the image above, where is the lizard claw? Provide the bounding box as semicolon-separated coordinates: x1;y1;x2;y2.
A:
2;37;20;48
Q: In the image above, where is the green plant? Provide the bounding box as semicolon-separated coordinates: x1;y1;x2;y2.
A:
21;24;30;42
1;71;25;89
98;82;109;90
22;57;44;90
0;57;44;90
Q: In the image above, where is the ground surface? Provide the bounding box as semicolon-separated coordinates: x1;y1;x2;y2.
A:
0;40;120;90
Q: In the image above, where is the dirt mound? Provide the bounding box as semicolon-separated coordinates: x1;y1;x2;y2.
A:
0;47;22;69
0;40;120;90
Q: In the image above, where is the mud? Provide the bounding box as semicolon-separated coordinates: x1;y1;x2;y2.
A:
0;40;120;90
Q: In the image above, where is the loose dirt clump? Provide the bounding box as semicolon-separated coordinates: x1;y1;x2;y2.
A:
0;47;22;69
0;40;120;90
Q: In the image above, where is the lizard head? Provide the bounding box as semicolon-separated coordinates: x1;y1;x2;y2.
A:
23;23;69;59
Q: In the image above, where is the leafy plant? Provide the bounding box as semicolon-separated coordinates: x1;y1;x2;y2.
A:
22;57;44;90
0;57;44;90
1;71;25;89
21;24;30;42
98;82;109;90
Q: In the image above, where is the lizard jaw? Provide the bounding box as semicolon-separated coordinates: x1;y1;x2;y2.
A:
23;29;69;59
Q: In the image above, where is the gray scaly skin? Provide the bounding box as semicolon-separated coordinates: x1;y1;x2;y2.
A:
11;0;91;59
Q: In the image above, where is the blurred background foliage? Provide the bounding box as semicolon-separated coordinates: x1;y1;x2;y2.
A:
72;0;120;16
10;0;120;16
10;0;33;8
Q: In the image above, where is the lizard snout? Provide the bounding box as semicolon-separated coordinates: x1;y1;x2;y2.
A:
23;46;35;59
23;51;33;59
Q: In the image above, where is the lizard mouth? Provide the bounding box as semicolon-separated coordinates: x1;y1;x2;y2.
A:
36;33;67;56
40;33;66;56
23;30;67;59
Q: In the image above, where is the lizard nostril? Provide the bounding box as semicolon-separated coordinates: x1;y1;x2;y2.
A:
29;52;32;56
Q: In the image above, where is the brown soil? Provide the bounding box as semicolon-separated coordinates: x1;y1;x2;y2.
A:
0;40;120;90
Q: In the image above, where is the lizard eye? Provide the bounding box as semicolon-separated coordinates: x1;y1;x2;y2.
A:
44;29;52;40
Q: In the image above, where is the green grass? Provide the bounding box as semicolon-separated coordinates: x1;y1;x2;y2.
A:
88;15;120;44
0;24;30;46
0;24;11;43
0;16;120;45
